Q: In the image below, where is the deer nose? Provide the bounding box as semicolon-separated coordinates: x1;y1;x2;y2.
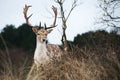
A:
42;39;46;42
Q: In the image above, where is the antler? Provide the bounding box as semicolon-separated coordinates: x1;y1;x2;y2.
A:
23;5;57;29
23;4;33;27
45;6;57;30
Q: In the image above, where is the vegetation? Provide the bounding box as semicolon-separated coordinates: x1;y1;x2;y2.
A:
0;24;36;51
72;30;120;48
0;0;120;79
0;24;120;80
0;46;120;80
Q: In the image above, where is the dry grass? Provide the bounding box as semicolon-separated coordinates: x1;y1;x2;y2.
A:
0;46;120;80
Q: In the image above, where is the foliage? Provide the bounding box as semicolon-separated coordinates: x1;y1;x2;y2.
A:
0;25;17;48
72;30;120;48
0;24;36;51
17;24;36;50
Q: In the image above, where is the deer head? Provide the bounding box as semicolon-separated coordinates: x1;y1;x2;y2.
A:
23;4;57;43
32;27;53;43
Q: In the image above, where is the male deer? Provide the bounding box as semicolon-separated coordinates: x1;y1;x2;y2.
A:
23;5;62;69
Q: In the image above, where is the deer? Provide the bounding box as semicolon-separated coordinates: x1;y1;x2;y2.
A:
23;5;62;69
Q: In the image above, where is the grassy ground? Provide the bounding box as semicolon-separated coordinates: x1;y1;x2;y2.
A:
0;46;120;80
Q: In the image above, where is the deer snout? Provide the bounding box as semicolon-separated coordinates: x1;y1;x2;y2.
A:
41;36;47;42
42;38;46;42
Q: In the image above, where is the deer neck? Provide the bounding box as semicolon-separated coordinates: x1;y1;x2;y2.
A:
36;37;47;54
34;37;49;66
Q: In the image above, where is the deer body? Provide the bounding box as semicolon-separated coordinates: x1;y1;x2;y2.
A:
23;4;62;69
34;42;62;67
33;29;62;68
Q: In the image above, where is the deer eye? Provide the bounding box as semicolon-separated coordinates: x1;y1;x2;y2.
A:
37;33;40;35
45;33;47;35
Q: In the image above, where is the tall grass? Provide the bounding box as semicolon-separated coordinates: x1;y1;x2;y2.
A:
0;45;120;80
0;48;32;80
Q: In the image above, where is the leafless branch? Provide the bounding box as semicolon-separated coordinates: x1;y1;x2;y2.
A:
97;0;120;29
66;0;78;21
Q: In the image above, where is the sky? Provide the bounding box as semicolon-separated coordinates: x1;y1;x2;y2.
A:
0;0;99;44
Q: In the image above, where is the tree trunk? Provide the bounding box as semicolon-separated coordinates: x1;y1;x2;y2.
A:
61;23;68;53
60;2;68;53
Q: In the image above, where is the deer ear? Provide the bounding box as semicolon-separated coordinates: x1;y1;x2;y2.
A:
32;27;38;33
47;29;53;33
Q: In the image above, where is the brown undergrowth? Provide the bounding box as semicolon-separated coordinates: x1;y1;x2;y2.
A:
0;46;120;80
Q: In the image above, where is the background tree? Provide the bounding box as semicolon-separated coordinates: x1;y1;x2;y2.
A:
0;24;35;52
53;0;79;53
72;30;120;48
17;24;36;50
0;25;17;48
97;0;120;31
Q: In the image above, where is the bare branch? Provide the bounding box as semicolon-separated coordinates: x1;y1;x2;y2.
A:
66;0;78;21
97;0;120;29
